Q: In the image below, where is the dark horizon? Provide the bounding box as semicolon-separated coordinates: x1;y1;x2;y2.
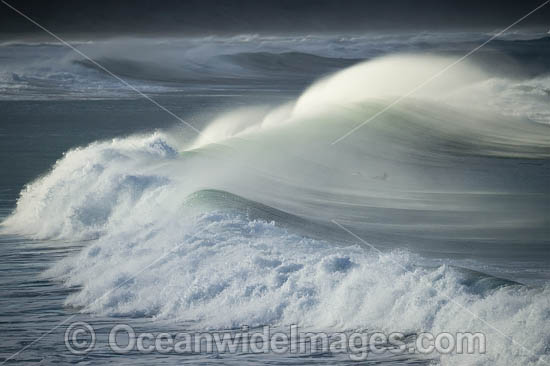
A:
1;0;549;41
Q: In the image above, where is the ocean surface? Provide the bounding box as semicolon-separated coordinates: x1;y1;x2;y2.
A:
1;33;549;365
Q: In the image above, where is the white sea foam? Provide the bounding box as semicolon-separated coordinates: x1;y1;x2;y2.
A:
44;210;550;365
1;133;179;239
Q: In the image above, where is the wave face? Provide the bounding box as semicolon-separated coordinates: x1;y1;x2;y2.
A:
3;54;550;365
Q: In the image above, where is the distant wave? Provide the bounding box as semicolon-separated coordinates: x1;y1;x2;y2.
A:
488;36;550;76
71;37;550;83
74;51;361;83
3;34;550;100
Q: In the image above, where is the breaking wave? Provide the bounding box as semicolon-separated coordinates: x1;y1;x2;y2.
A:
2;54;550;365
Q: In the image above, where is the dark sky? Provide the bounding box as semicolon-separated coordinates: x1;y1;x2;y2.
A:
1;0;549;39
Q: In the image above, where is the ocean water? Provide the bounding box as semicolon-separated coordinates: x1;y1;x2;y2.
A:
1;33;549;365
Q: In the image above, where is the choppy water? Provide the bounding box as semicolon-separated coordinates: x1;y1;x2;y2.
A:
1;33;549;365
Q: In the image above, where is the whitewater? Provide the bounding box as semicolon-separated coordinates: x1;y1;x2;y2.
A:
1;36;550;365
